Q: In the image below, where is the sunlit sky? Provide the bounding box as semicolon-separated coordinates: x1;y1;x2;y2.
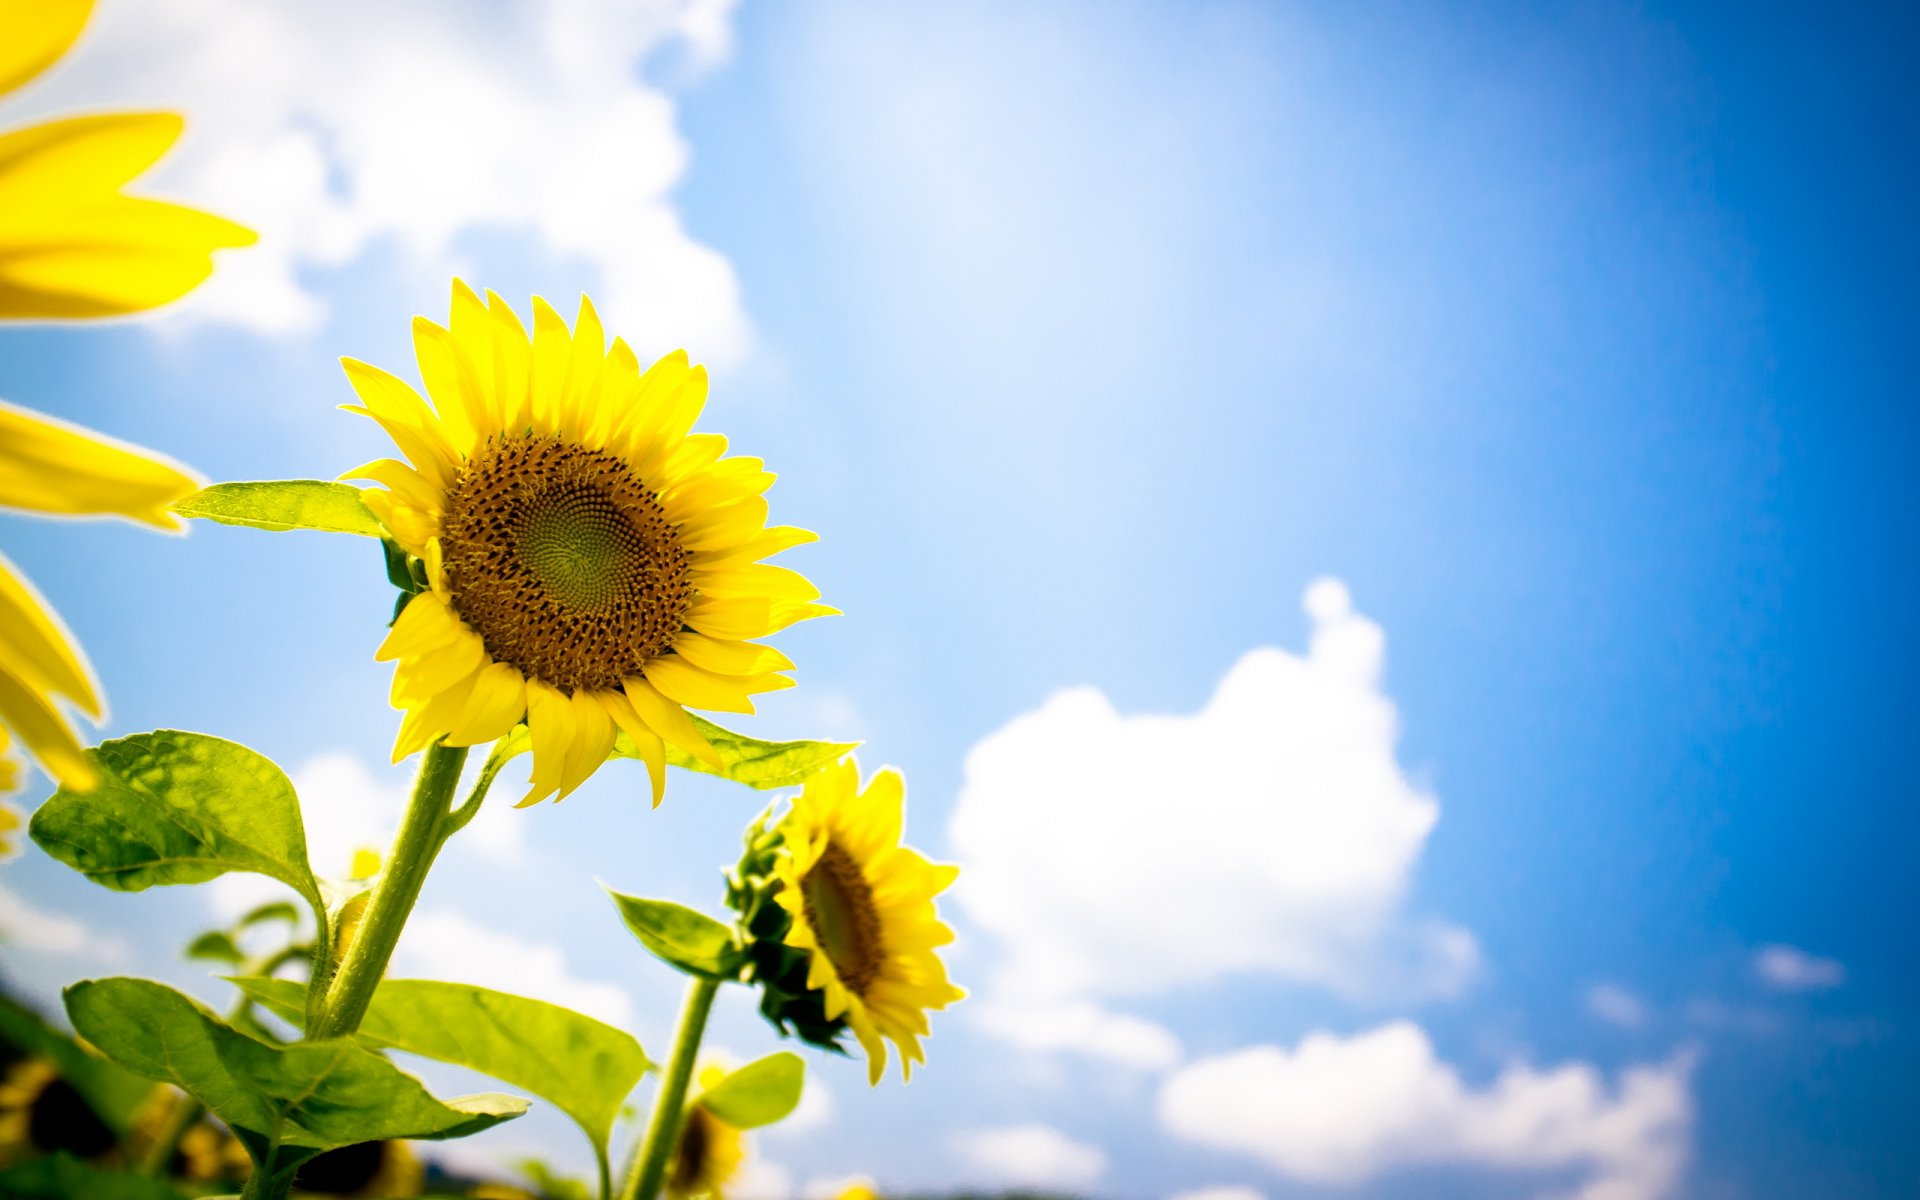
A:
3;1;1917;1197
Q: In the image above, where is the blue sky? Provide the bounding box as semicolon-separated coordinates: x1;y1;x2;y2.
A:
2;1;1917;1197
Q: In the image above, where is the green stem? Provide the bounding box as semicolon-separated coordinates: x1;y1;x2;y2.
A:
310;741;470;1039
618;976;720;1200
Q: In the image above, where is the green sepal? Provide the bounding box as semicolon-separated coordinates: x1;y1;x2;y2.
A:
28;731;325;919
172;480;385;536
723;806;852;1055
0;1154;186;1200
0;993;151;1135
695;1052;805;1129
65;978;527;1158
231;976;649;1162
605;889;744;980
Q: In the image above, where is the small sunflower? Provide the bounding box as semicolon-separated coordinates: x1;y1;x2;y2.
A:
346;281;833;805
0;1057;117;1165
665;1063;748;1200
770;759;964;1084
0;0;254;318
0;399;200;794
291;1138;423;1198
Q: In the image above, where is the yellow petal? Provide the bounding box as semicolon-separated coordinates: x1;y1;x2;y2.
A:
519;680;575;806
412;317;479;458
339;458;442;513
0;659;96;792
447;279;497;433
558;294;606;436
0;551;98;718
339;359;457;487
0;398;199;526
668;632;793;677
445;662;526;747
620;676;722;769
487;289;533;434
558;686;615;798
0;0;91;97
375;593;460;663
528;296;572;435
698;524;819;569
603;690;667;807
642;655;757;715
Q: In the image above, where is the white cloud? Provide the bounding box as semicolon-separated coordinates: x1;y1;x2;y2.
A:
799;1175;870;1200
957;1123;1107;1190
1588;983;1649;1029
950;578;1475;1009
0;882;129;962
1159;1022;1695;1200
21;0;747;361
971;999;1183;1072
1753;944;1844;993
1169;1187;1265;1200
766;1073;834;1137
393;908;633;1027
729;1160;795;1200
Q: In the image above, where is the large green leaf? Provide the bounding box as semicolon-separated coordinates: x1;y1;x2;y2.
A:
0;1155;185;1200
0;994;151;1135
66;979;525;1158
233;977;648;1158
620;715;855;790
695;1052;804;1129
171;480;384;536
30;731;322;912
606;890;741;979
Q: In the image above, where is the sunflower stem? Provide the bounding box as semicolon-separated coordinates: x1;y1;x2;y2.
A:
310;740;470;1039
619;974;720;1200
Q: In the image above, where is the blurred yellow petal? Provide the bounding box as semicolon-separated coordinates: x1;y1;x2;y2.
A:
0;398;198;526
0;658;95;792
0;0;91;98
0;551;98;718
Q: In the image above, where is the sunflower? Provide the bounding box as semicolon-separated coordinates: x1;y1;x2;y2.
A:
291;1139;423;1198
0;399;201;794
665;1063;748;1200
0;1057;117;1165
770;759;964;1084
0;0;255;318
346;281;833;806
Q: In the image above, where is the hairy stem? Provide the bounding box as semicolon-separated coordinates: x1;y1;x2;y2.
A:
619;975;721;1200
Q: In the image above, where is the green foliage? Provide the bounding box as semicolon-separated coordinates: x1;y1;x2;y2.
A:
184;930;247;965
0;993;150;1135
606;889;742;979
516;1157;594;1200
28;731;323;917
695;1051;805;1129
233;976;649;1160
235;901;303;931
171;480;384;536
0;1154;185;1200
635;715;856;790
65;978;525;1173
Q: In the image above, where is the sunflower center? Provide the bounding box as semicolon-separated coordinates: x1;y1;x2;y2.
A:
800;841;883;995
441;434;693;693
669;1106;715;1192
27;1076;116;1158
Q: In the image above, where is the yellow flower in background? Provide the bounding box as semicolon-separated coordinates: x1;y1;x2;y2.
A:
771;759;964;1085
0;400;200;793
0;0;254;318
290;1139;424;1197
665;1063;748;1200
0;1057;117;1164
348;281;834;806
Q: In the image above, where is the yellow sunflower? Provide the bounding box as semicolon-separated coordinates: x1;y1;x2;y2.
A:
771;759;964;1084
346;281;833;806
0;399;201;794
665;1063;748;1200
0;0;255;318
0;1057;118;1164
291;1139;423;1198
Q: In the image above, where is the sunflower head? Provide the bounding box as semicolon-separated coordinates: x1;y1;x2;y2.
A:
291;1138;423;1197
347;281;834;807
0;1057;117;1164
665;1063;748;1200
732;759;964;1085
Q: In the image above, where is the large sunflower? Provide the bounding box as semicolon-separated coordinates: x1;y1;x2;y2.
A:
348;282;833;806
770;759;964;1084
0;399;201;796
0;0;254;317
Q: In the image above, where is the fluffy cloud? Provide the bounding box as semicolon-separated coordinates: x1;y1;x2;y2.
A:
394;908;633;1027
1160;1022;1695;1200
1169;1187;1265;1200
20;0;746;360
970;999;1183;1072
1753;944;1844;993
956;1124;1107;1190
950;578;1474;1017
1588;983;1649;1029
0;882;129;962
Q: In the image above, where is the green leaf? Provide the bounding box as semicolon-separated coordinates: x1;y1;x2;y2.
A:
0;993;151;1135
0;1155;186;1200
30;731;323;912
185;930;246;965
66;979;526;1154
621;715;855;790
232;977;648;1158
172;480;384;536
695;1051;805;1129
606;889;741;978
235;900;303;930
516;1158;594;1200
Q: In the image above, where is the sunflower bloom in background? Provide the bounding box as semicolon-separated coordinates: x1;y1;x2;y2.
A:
0;0;254;317
0;401;201;800
664;1063;747;1200
348;281;834;806
768;758;964;1084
